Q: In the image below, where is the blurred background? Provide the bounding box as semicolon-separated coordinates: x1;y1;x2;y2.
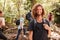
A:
0;0;60;40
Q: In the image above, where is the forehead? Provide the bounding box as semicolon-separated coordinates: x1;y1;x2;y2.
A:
37;6;42;9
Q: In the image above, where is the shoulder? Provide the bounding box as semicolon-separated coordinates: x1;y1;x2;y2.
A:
30;19;34;24
28;19;34;31
43;19;50;26
43;19;49;22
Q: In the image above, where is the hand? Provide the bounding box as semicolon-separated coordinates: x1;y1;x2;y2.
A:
43;24;49;30
48;35;51;39
43;24;51;38
48;35;51;38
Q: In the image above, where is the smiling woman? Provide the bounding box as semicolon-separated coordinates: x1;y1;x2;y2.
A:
28;3;51;40
32;3;44;19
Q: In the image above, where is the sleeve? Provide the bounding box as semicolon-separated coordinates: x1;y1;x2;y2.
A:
28;20;34;31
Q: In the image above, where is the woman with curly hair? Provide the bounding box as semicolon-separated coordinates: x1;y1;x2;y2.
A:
28;4;51;40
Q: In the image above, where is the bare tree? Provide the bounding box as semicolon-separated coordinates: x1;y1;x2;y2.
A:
3;0;6;12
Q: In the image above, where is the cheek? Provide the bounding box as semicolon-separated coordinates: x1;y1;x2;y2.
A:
37;10;42;14
40;10;42;13
36;7;43;14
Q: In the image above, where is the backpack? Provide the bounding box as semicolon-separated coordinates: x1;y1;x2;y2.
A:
33;19;50;29
16;19;20;25
26;12;32;21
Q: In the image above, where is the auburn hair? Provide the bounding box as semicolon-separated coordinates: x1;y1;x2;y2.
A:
32;3;45;19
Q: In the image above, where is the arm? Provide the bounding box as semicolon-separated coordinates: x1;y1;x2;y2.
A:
28;23;33;40
2;18;5;26
29;31;33;40
1;18;5;28
0;18;6;29
28;20;34;40
43;24;51;37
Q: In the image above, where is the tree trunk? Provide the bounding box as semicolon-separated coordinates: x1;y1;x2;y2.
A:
30;0;36;8
17;0;21;18
3;0;6;12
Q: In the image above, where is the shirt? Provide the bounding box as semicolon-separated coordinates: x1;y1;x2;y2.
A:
28;19;50;40
18;17;24;29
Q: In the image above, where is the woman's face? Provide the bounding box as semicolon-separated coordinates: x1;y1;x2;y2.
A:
36;6;42;15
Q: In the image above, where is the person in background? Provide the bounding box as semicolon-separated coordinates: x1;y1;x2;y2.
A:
48;12;53;26
26;10;33;22
0;10;7;40
16;15;26;40
28;4;51;40
20;15;26;37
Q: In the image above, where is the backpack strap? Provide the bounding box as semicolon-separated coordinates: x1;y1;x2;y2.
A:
33;18;50;27
33;19;38;30
34;19;36;23
42;19;50;26
42;19;47;24
34;18;47;25
34;19;46;27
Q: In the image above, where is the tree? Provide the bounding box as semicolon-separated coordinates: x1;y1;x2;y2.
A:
16;0;21;17
52;3;60;27
30;0;36;8
3;0;6;12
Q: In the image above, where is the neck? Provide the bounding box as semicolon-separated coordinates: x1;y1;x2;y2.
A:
36;16;43;23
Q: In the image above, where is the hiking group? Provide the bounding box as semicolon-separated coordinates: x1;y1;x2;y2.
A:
0;3;52;40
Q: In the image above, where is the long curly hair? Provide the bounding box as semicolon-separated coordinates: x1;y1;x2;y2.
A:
31;3;45;19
